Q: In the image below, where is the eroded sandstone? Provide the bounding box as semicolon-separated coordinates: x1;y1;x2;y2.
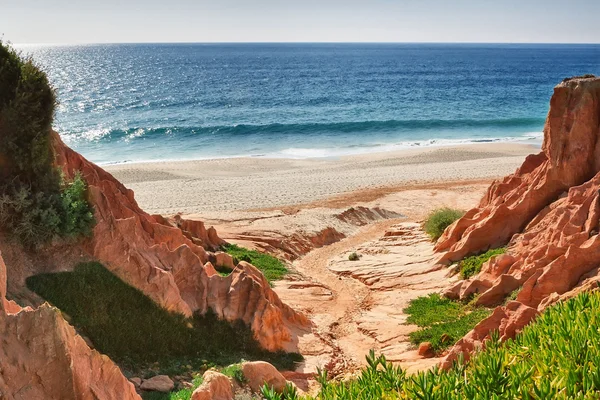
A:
52;133;309;352
436;76;600;366
0;252;140;400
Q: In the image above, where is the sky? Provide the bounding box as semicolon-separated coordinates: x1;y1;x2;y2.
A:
2;0;600;44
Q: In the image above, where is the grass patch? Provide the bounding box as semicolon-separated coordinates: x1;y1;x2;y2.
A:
272;291;600;399
405;293;491;353
457;247;506;279
423;208;464;241
142;375;203;400
26;262;302;376
223;244;287;282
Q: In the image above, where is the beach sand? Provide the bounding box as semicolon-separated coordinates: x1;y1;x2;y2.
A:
105;142;536;215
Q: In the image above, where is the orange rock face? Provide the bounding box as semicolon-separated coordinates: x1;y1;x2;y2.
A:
436;76;600;366
52;133;308;352
0;252;140;400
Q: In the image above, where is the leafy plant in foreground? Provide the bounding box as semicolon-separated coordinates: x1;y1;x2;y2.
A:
273;290;600;400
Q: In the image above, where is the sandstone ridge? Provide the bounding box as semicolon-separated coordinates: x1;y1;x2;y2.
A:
435;76;600;366
52;133;309;352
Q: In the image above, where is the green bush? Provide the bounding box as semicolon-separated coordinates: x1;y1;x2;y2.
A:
26;262;302;376
0;173;95;247
223;244;288;282
271;290;600;400
348;252;360;261
404;293;491;353
423;207;465;241
458;247;506;279
220;363;246;383
0;41;95;246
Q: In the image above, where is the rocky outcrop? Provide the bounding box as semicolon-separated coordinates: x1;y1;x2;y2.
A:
139;375;174;393
191;371;233;400
0;252;140;400
51;133;308;352
241;361;291;393
436;76;600;365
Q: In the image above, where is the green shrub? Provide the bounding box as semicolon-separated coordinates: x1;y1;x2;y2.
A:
223;244;287;282
0;41;95;247
59;173;96;238
348;252;360;261
26;262;302;376
220;363;246;383
458;247;506;279
272;291;600;399
0;173;95;247
423;207;465;241
404;293;491;353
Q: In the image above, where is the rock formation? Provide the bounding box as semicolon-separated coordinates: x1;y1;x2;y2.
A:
435;76;600;366
191;371;233;400
0;251;140;400
51;132;309;352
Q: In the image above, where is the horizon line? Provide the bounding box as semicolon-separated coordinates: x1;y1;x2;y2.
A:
13;40;600;47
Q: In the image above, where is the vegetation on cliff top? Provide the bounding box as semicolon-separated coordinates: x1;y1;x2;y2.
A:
223;243;288;282
262;290;600;399
26;262;302;376
0;41;95;246
423;207;465;241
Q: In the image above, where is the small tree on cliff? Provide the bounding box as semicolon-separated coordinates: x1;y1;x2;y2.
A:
0;41;94;246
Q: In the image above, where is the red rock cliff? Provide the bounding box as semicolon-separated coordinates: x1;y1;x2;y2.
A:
436;76;600;367
52;133;309;352
0;251;140;400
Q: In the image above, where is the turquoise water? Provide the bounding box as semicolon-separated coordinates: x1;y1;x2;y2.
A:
21;43;600;164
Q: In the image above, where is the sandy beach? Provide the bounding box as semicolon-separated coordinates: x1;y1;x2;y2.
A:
106;142;536;215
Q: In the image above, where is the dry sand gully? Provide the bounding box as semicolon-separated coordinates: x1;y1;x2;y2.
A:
104;143;534;380
211;182;488;381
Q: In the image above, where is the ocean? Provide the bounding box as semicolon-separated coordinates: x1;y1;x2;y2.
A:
20;43;600;165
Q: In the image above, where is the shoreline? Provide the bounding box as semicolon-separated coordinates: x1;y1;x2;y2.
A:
91;136;541;167
105;142;537;215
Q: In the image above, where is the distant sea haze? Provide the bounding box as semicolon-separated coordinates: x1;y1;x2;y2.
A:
23;43;600;165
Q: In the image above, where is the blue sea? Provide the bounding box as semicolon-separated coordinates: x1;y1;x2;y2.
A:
20;43;600;165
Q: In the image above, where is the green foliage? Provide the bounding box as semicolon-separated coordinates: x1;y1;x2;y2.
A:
223;244;288;282
405;293;492;353
59;173;96;238
423;208;464;241
348;252;360;261
458;247;506;279
142;375;203;400
409;308;491;354
404;293;464;327
0;41;95;247
26;262;302;376
274;291;600;399
220;363;246;383
0;173;95;247
0;41;56;183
